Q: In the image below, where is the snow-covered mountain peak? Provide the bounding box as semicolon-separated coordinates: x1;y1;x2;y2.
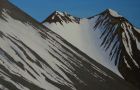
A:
42;11;80;25
53;10;66;16
105;9;122;17
88;9;122;20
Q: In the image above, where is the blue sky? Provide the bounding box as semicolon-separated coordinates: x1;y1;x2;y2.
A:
10;0;140;28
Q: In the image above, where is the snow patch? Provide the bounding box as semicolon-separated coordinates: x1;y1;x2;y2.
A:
108;9;122;17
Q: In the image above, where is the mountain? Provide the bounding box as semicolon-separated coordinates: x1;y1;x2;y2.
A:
43;9;140;89
42;11;80;25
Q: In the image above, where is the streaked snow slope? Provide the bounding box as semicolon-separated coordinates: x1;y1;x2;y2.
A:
43;10;140;89
43;11;122;75
0;0;138;90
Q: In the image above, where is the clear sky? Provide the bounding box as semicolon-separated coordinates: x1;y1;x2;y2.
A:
10;0;140;28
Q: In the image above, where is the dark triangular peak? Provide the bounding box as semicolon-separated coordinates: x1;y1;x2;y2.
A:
90;9;133;30
98;9;130;25
42;11;80;25
88;9;122;20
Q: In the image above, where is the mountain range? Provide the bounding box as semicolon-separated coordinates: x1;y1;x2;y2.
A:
42;9;140;89
0;0;139;90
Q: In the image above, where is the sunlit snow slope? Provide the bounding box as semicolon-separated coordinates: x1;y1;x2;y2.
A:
43;9;140;89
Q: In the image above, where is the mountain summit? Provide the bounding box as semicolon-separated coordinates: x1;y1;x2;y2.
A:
105;9;122;17
43;9;140;89
42;11;80;25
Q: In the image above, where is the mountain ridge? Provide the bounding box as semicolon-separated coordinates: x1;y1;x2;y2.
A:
42;9;124;24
